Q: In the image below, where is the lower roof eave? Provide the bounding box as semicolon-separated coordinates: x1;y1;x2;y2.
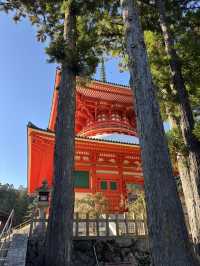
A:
27;122;140;147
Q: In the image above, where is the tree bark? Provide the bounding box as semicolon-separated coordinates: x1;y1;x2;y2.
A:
121;0;199;265
44;4;76;266
156;0;200;220
177;154;200;241
168;113;200;244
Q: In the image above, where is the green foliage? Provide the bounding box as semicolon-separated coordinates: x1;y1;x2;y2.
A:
0;182;32;225
166;128;188;162
24;197;38;220
145;1;200;112
128;191;147;220
193;122;200;141
0;0;121;78
109;1;200;123
144;31;178;120
0;183;16;213
75;192;108;216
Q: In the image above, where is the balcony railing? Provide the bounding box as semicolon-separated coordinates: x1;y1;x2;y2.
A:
29;213;148;239
78;121;136;137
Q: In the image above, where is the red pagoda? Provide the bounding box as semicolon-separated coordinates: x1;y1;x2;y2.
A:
27;69;144;212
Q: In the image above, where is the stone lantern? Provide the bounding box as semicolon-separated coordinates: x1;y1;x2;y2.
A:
38;185;49;207
36;180;50;232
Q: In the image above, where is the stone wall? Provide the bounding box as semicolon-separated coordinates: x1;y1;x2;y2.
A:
26;237;150;266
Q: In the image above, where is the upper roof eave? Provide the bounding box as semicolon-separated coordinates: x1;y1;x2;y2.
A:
90;78;130;89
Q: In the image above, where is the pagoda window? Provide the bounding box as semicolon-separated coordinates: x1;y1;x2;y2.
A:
100;181;107;190
110;181;117;191
74;171;89;188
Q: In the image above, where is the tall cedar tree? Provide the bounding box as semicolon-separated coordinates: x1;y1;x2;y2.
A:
44;3;76;265
126;0;200;243
106;0;200;242
121;0;199;265
156;0;200;244
168;113;200;244
144;12;200;241
0;1;119;265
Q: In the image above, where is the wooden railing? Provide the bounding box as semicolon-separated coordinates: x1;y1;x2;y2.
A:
29;213;148;238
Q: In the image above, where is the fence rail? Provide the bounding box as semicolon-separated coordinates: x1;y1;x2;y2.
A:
0;209;14;265
29;213;148;238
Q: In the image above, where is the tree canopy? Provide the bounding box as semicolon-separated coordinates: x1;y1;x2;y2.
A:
0;182;31;226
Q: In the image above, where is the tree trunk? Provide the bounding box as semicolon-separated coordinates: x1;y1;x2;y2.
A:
177;154;200;241
156;0;200;214
121;0;199;265
167;113;200;244
44;4;76;266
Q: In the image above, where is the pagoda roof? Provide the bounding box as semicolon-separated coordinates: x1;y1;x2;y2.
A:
76;79;132;103
91;78;130;89
28;122;139;146
48;69;134;132
90;133;139;145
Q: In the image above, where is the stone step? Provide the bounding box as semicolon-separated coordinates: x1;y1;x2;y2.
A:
0;242;10;264
6;233;28;266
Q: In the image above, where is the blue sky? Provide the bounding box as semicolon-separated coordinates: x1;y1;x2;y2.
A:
0;13;130;188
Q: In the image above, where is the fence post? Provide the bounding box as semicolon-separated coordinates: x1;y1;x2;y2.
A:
106;214;109;236
115;214;119;236
86;213;89;236
29;212;35;238
125;213;129;235
144;218;148;236
75;213;79;237
96;214;100;237
29;220;33;238
135;217;138;236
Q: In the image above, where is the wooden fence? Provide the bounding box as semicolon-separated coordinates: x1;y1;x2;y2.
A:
29;213;148;238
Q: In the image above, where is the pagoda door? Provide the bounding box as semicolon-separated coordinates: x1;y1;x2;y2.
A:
96;176;122;213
